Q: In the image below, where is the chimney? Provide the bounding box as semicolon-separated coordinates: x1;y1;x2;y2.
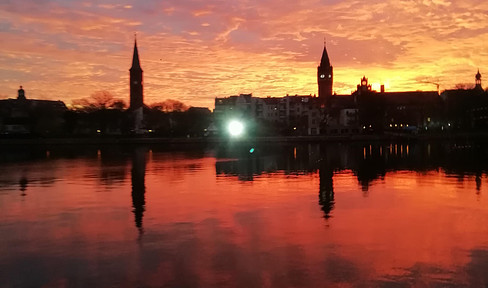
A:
381;85;385;93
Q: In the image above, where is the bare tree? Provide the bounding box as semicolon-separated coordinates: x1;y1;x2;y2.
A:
90;91;115;109
111;100;127;110
150;99;189;112
454;83;474;90
72;91;126;111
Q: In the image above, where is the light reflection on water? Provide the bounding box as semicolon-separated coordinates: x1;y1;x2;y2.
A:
0;142;487;287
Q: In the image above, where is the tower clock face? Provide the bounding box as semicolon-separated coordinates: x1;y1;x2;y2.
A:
320;74;325;79
133;81;138;84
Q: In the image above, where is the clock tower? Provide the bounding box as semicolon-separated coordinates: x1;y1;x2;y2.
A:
317;41;333;106
130;37;143;110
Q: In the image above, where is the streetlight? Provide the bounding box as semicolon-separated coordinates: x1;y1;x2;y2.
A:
228;120;244;137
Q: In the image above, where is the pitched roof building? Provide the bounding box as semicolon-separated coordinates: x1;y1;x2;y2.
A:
0;86;67;135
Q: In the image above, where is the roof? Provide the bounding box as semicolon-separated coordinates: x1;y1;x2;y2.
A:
262;97;280;105
0;98;67;113
130;39;142;71
215;97;237;106
237;94;252;104
441;88;487;101
329;94;355;108
319;43;331;67
382;91;440;105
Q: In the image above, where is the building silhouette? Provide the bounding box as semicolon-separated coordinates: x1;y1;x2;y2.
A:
317;41;333;107
130;38;143;110
353;77;441;133
0;86;67;135
441;71;488;130
129;37;144;132
214;93;322;135
17;86;26;101
475;69;482;91
324;77;441;135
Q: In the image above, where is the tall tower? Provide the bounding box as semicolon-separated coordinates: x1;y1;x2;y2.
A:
317;41;333;106
130;37;143;110
475;69;482;90
17;86;26;101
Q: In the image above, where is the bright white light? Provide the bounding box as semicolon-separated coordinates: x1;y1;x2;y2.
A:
228;120;244;137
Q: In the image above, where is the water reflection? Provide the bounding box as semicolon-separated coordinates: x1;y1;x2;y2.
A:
19;176;28;196
318;161;334;219
214;141;488;194
0;142;488;287
131;146;146;234
0;141;486;199
371;248;488;287
476;172;482;194
215;144;321;177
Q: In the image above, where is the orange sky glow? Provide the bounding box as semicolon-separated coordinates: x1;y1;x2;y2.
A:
1;0;488;109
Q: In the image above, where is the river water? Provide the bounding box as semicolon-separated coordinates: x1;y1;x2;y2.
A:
0;142;487;287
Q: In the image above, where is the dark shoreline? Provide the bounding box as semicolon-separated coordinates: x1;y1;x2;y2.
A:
1;132;488;146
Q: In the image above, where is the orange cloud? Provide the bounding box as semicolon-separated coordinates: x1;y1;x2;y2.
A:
0;0;487;108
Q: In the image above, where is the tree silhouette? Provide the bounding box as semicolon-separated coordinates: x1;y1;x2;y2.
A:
150;99;189;112
68;91;127;134
454;83;474;90
72;91;126;111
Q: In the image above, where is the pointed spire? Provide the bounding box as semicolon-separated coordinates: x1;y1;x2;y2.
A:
131;34;141;70
320;39;331;67
476;69;481;80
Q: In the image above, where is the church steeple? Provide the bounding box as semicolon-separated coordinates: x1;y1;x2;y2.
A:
317;39;333;106
131;38;142;71
130;36;143;110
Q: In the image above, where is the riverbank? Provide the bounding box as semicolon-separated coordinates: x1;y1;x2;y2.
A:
1;132;488;146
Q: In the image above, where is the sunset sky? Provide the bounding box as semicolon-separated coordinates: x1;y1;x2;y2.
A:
1;0;488;108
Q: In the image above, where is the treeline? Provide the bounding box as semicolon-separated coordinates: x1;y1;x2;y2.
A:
0;91;212;138
64;106;211;137
66;92;211;137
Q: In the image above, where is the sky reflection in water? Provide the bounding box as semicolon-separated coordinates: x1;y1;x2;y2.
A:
0;142;487;287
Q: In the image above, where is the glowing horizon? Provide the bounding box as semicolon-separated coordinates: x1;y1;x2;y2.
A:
1;0;487;109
